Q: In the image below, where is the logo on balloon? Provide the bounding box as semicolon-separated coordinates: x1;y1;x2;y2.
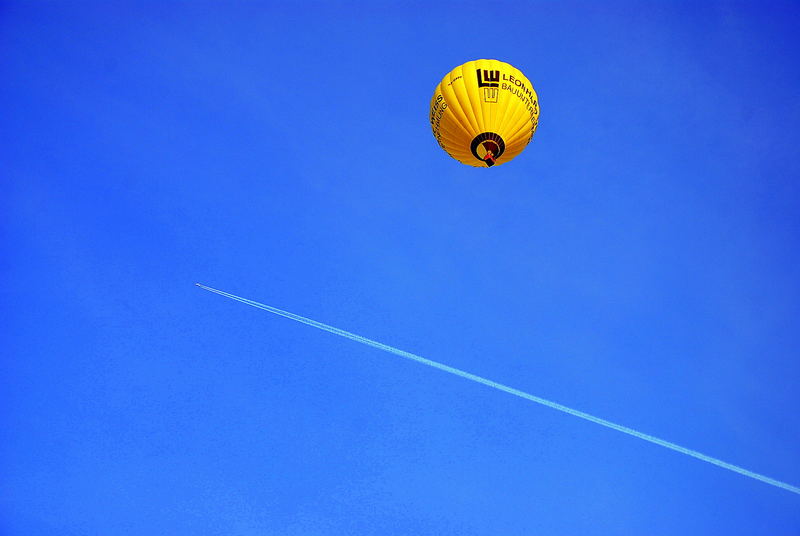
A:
477;69;500;103
470;132;505;167
476;69;500;87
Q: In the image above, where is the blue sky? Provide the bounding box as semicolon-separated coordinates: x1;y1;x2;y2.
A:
3;1;800;533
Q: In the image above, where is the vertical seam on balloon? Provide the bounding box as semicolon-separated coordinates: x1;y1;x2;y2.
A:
505;98;539;148
441;76;477;139
452;64;480;135
469;60;486;134
495;78;526;141
435;119;474;163
433;81;473;157
496;79;538;147
497;63;516;155
503;72;538;148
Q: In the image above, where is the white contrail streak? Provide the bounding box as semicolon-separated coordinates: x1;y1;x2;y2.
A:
196;283;800;496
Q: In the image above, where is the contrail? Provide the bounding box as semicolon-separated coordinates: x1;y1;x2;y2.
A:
196;283;800;496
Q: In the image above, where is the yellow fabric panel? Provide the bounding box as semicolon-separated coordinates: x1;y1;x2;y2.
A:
429;59;539;167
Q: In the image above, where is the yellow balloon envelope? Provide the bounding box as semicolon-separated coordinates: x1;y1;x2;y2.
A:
430;59;539;167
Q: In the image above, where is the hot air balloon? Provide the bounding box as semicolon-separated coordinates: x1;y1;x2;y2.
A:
429;59;539;167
